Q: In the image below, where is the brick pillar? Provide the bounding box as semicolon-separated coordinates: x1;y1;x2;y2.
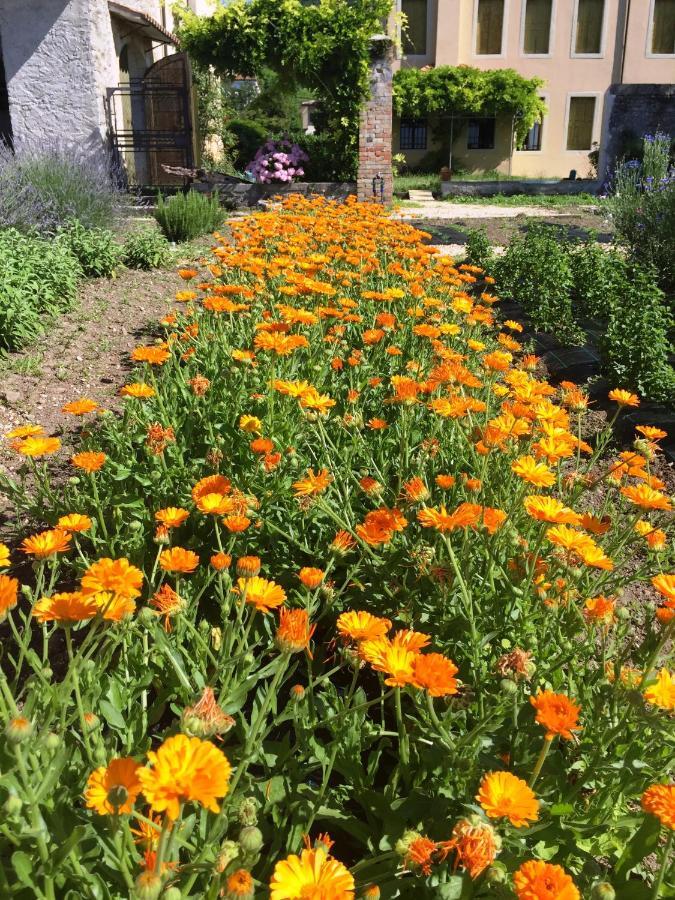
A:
357;35;394;204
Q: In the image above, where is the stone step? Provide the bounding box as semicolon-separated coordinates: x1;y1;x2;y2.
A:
408;190;435;201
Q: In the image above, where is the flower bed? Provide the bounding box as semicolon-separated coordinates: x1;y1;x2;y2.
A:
1;197;673;899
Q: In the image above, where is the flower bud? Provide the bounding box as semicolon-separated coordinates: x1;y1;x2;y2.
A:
395;830;421;858
5;716;33;744
362;886;380;899
484;863;508;884
290;684;306;701
138;606;156;626
499;678;518;695
238;797;260;827
211;627;222;651
591;884;616;900
42;666;53;680
83;712;100;732
239;825;263;854
133;871;163;900
163;889;182;900
4;795;22;816
44;732;61;751
214;840;239;873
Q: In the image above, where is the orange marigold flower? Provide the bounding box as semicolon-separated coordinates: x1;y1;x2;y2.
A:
159;547;199;574
513;860;580;900
641;783;675;830
80;557;144;600
524;496;580;526
511;456;556;487
132;344;171;366
417;502;481;532
359;636;418;687
530;690;581;740
119;382;155;399
151;584;185;631
138;733;232;821
644;669;675;710
405;836;438;875
636;425;667;441
251;437;275;454
269;846;354;899
621;484;672;511
441;816;499;879
72;451;106;473
608;388;639;407
583;596;616;626
413;653;459;697
223;515;251;533
435;474;456;489
85;758;142;815
653;574;675;604
292;468;333;497
58;513;92;533
182;686;235;739
237;576;286;613
155;507;189;529
192;474;232;503
21;529;72;558
13;436;61;457
211;552;232;571
32;592;98;624
5;424;44;439
298;567;324;589
477;771;539;827
276;608;316;654
331;530;356;554
236;556;261;577
579;513;611;535
482;507;507;534
91;591;136;621
177;267;198;280
368;417;388;430
336;610;391;643
403;477;430;502
0;574;19;621
62;398;99;415
226;869;255;898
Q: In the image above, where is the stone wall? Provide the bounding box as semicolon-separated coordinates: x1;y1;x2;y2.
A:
193;181;356;208
357;36;394;205
438;180;601;198
601;84;675;178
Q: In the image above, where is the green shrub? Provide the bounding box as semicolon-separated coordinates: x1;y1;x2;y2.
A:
291;131;358;182
464;227;494;271
57;220;122;278
229;119;270;170
122;228;171;270
493;224;584;344
568;241;627;321
0;228;82;353
601;264;675;404
154;191;224;243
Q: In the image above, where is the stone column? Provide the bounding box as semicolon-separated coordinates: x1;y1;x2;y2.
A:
357;34;394;204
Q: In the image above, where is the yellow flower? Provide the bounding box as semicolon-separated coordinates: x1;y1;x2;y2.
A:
270;846;354;899
237;576;286;614
476;771;539;827
644;669;675;711
239;414;262;434
0;542;10;568
138;734;232;821
85;758;142;815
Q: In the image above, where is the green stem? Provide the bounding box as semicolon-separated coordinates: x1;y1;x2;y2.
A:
529;736;553;787
651;829;673;900
394;687;410;768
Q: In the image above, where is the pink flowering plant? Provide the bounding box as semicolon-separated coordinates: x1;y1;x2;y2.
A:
247;138;309;184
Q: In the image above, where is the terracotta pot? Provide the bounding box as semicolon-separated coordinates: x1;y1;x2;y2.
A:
440;166;452;182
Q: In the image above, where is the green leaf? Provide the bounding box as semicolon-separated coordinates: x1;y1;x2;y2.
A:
98;699;126;730
436;876;465;899
615;816;662;882
12;851;36;888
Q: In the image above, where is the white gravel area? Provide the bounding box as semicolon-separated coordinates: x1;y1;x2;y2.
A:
393;201;566;219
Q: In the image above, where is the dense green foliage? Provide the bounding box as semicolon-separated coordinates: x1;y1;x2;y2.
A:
177;0;392;179
229;119;270;171
57;220;122;279
607;133;675;295
0;229;81;353
122;228;172;270
393;67;546;145
154;191;224;243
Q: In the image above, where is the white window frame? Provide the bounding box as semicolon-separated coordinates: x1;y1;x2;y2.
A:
570;0;607;58
520;0;557;58
473;0;509;59
399;0;433;61
564;92;601;153
515;93;548;154
646;0;675;57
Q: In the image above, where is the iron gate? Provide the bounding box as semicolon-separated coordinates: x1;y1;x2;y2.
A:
106;52;195;187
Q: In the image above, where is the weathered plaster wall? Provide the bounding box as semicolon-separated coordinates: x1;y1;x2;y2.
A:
0;0;106;150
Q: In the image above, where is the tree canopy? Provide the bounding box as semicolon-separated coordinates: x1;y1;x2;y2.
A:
393;66;546;144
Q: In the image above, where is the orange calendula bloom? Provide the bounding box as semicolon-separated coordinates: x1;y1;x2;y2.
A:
226;869;254;898
441;817;499;879
641;783;675;830
513;860;580;900
239;414;262;433
236;556;261;577
476;771;539;827
269;845;354;899
237;576;286;614
72;451;106;473
21;529;72;558
138;734;232;821
159;547;199;574
223;515;251;533
90;591;136;621
403;477;429;502
13;436;61;457
155;507;190;529
405;835;439;875
292;468;333;497
417;502;482;533
119;382;155;399
210;552;232;571
132;344;171;365
652;574;675;604
608;388;639;407
5;424;44;439
644;669;675;710
530;690;581;740
298;567;324;589
0;574;19;621
57;513;92;533
413;653;459;697
336;610;391;643
511;456;556;488
621;484;672;511
85;758;142;815
182;687;235;739
62;398;99;415
32;592;99;624
359;637;418;687
276;608;316;654
435;474;456;489
583;596;616;625
151;584;185;631
524;496;580;526
80;557;144;600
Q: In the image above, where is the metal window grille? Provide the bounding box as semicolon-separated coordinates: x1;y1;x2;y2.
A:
400;120;428;151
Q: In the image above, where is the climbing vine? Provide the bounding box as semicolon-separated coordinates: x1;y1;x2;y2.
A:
176;0;393;175
393;66;546;144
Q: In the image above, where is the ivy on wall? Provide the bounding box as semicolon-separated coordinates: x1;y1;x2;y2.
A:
393;66;546;144
176;0;392;172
